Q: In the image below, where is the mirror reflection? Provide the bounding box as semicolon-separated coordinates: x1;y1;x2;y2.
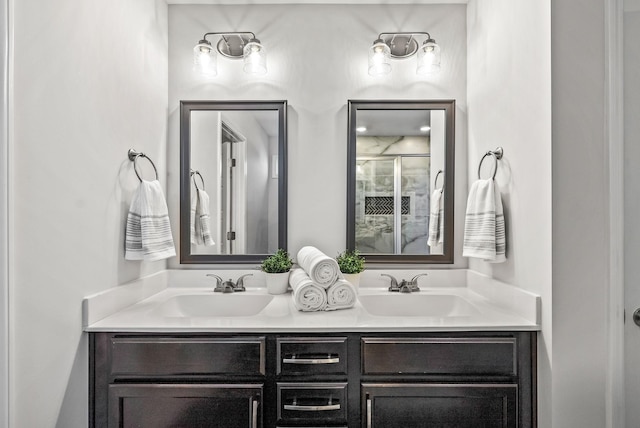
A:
180;101;287;264
347;100;455;263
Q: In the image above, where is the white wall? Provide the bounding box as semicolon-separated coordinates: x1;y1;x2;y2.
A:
167;3;468;267
552;0;610;426
9;0;168;426
466;1;552;426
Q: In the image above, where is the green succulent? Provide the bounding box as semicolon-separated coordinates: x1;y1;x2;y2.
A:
261;248;293;273
336;249;365;274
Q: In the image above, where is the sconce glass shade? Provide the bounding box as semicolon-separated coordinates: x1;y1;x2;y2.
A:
193;39;217;77
368;39;392;76
243;38;267;75
416;38;441;75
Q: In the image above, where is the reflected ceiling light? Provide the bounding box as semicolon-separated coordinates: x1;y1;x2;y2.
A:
356;126;367;133
194;31;267;78
368;32;440;77
420;125;431;132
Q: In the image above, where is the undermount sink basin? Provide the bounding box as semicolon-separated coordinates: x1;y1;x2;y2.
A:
152;294;274;317
358;294;480;317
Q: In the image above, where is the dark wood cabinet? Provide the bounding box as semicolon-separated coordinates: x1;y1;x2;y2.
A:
89;331;535;428
108;384;261;428
362;383;517;428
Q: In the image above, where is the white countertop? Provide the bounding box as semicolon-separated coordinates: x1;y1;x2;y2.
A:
83;270;540;333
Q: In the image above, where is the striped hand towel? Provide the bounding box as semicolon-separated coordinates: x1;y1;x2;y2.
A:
190;188;215;246
125;180;176;261
427;188;444;248
462;179;506;263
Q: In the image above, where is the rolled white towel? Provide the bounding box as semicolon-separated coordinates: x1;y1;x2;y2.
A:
326;279;357;311
289;268;327;312
296;246;341;288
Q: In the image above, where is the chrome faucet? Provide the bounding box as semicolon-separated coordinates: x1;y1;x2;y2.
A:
381;273;427;293
206;273;253;293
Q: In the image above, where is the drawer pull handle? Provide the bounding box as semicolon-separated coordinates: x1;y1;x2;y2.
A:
251;398;259;428
367;398;372;428
283;354;339;364
283;403;341;412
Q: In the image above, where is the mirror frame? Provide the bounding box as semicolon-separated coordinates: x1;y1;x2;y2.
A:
180;100;288;264
346;99;455;264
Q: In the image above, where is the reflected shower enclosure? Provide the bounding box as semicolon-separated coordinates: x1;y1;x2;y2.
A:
355;145;431;254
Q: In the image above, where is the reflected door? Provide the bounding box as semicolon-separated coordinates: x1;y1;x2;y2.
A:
220;122;247;255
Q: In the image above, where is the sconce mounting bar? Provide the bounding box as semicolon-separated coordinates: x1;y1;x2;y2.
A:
376;32;434;59
199;31;258;59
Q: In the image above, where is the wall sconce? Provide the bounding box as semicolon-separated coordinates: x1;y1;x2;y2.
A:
368;32;440;77
194;31;267;77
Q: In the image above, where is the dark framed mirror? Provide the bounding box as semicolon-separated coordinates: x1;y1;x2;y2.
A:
347;100;455;264
180;100;287;264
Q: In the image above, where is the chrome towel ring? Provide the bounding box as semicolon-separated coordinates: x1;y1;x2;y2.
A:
128;149;159;182
434;169;444;189
477;147;504;180
190;169;205;190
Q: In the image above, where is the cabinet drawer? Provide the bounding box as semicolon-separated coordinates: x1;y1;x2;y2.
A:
362;337;517;376
277;337;348;375
277;382;347;424
110;336;265;377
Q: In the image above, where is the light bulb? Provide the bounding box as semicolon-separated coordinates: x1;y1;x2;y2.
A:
243;39;267;75
193;40;217;78
368;39;391;76
417;39;441;75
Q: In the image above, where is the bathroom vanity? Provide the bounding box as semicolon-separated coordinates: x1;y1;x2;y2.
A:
89;331;535;428
85;271;539;428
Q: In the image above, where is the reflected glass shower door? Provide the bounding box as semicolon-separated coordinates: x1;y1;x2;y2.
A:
401;156;430;254
355;156;430;254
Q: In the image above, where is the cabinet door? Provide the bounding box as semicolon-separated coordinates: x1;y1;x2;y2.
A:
362;383;517;428
108;384;262;428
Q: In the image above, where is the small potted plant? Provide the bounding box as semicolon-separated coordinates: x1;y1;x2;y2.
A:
261;248;293;294
336;249;365;288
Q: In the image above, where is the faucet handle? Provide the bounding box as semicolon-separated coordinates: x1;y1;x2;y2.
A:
235;274;253;291
206;274;223;291
410;273;428;291
411;273;428;283
381;274;399;292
